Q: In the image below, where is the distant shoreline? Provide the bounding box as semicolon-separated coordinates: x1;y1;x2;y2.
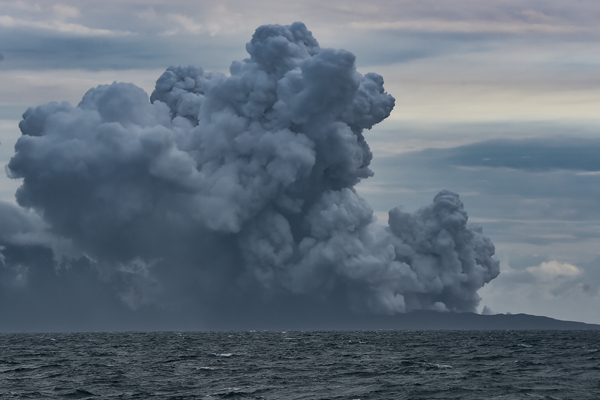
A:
2;311;599;333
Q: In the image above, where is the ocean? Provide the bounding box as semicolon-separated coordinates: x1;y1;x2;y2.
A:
1;330;598;399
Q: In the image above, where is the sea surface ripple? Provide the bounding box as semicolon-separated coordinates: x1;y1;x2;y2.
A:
1;330;599;399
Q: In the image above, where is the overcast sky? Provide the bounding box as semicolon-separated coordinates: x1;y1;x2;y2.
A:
1;0;599;328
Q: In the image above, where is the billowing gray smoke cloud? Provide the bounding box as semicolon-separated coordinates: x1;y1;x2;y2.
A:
2;23;499;329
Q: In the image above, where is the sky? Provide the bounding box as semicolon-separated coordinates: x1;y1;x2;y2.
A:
1;0;599;330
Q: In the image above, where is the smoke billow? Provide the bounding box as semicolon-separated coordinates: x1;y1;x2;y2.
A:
1;23;499;329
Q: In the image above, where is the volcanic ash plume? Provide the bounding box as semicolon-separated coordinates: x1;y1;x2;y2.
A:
3;22;499;324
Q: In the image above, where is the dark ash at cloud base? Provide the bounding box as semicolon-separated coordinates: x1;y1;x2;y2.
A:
1;22;499;330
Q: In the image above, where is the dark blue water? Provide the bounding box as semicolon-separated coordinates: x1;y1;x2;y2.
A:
1;331;599;399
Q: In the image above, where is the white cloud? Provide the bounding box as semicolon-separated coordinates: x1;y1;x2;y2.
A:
0;14;131;36
479;258;599;324
576;171;600;176
52;4;80;20
165;14;203;35
11;0;41;12
0;120;24;204
526;260;581;281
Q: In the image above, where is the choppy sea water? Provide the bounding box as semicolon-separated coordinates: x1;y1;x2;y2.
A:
1;330;599;399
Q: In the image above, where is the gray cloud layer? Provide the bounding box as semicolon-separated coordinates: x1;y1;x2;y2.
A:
396;138;600;172
1;23;498;330
3;0;599;72
0;26;243;72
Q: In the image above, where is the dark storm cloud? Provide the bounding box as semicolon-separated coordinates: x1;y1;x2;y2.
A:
1;23;499;330
368;136;600;217
368;155;600;240
396;138;600;172
358;132;600;261
0;26;242;71
381;137;600;211
334;30;493;68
